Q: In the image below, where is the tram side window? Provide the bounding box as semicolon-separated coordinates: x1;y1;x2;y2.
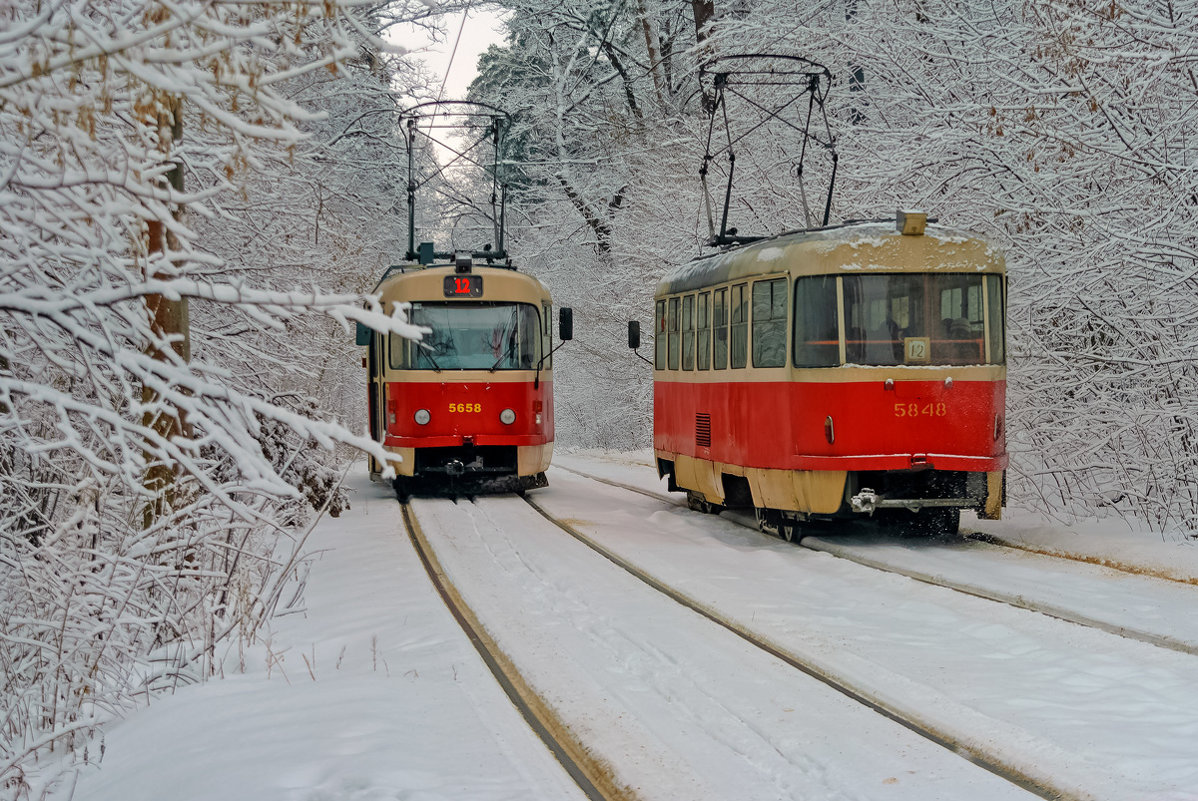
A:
730;283;748;369
667;296;680;370
986;273;1006;364
682;295;695;370
713;288;728;370
388;331;404;371
655;300;666;370
696;292;711;370
793;275;839;368
752;278;788;368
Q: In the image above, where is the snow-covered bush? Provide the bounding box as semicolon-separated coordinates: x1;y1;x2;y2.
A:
0;0;428;794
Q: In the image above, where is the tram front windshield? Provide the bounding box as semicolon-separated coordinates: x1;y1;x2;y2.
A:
794;273;1005;367
391;302;541;370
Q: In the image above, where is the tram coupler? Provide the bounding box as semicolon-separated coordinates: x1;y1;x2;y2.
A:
851;488;973;514
850;488;881;515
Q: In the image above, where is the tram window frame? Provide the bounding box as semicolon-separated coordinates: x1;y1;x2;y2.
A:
730;283;748;369
667;296;680;371
389;302;542;371
986;274;1006;364
388;331;402;371
752;278;788;368
713;288;728;370
841;272;1001;366
792;275;840;368
654;300;666;370
696;291;711;370
542;301;553;370
682;295;695;370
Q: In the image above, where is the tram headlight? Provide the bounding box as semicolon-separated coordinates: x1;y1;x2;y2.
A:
414;409;431;425
500;408;516;425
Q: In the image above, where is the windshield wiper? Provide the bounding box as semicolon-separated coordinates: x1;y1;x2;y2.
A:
417;342;443;373
489;310;521;372
489;340;516;372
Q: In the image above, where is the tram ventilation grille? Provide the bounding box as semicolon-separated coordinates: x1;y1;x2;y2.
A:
695;413;712;448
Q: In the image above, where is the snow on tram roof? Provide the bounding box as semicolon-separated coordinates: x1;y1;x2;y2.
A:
657;219;1004;296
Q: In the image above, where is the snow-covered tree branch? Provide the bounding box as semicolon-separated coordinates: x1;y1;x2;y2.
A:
0;0;434;794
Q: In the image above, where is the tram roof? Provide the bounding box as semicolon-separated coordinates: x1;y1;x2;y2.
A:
657;220;1005;297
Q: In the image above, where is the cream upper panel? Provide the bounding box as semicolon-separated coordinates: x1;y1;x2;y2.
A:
654;363;1007;384
658;223;1004;297
378;265;552;308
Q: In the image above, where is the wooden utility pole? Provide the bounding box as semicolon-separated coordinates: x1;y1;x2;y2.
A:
142;94;191;529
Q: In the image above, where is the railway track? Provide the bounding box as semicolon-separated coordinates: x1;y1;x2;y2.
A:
400;467;1198;800
400;501;628;801
400;490;1105;800
554;463;1198;657
517;494;1062;801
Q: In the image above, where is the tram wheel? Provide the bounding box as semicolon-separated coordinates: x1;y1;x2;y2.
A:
686;491;720;514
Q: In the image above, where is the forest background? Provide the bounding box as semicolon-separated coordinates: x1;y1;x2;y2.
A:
2;0;1196;796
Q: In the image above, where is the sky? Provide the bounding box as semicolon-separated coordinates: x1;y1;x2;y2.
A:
397;7;508;101
37;451;1198;801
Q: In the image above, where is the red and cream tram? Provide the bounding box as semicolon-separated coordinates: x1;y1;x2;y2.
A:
361;251;571;498
634;211;1006;537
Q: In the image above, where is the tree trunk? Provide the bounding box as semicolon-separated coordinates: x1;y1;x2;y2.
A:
636;0;667;105
690;0;715;43
142;95;191;529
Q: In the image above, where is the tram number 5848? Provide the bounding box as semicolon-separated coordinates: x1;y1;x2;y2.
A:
894;402;947;418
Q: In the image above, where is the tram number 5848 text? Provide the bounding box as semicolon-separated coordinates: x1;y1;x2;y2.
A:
894;402;947;418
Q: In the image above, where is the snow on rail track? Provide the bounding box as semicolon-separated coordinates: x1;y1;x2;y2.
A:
528;464;1198;801
554;458;1198;656
400;502;612;801
404;493;1041;801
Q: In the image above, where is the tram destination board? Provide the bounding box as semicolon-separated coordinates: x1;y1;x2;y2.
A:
444;275;484;298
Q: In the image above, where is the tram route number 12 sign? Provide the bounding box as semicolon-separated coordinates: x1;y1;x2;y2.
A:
444;275;484;298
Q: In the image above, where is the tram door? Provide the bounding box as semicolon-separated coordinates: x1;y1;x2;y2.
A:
366;333;384;474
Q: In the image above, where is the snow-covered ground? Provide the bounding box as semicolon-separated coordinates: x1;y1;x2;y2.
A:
47;472;587;801
47;450;1198;801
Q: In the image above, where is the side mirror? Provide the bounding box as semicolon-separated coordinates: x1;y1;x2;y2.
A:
355;322;372;346
628;320;653;366
559;307;574;341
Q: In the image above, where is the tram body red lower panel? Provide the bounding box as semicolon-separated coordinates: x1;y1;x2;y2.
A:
383;379;554;449
653;378;1006;472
